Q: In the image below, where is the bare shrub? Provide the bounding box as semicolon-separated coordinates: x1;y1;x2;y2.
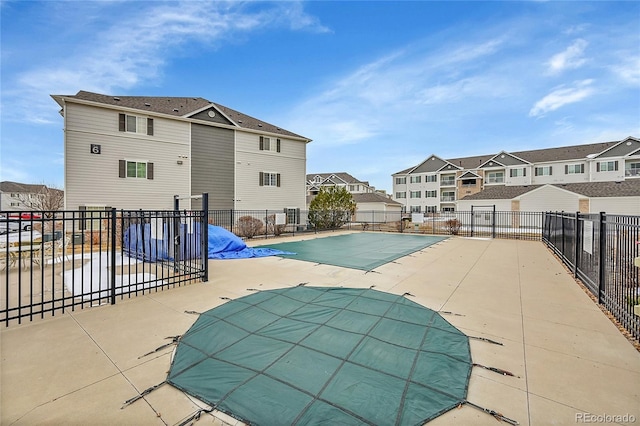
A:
445;219;461;235
236;216;264;239
266;214;286;236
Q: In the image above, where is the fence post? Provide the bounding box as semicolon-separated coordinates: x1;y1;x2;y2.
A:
561;211;565;261
110;208;117;305
597;212;606;304
470;206;475;237
492;205;496;239
574;212;580;278
202;193;209;283
230;209;233;234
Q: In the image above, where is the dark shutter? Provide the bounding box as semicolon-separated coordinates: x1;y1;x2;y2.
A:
147;162;154;180
535;168;539;176
259;136;264;150
119;160;126;178
259;172;264;186
549;166;552;175
523;168;526;177
79;205;87;231
580;164;585;173
596;163;600;172
119;114;126;132
615;162;619;171
565;165;568;174
277;139;281;153
296;208;300;224
147;118;154;136
277;173;281;187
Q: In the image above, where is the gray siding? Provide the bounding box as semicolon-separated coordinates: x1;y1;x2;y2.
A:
189;108;235;126
413;156;447;173
191;123;235;210
493;153;528;166
597;139;640;158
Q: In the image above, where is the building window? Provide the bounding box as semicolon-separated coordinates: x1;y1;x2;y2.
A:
441;191;455;202
410;191;421;198
119;160;154;179
260;172;281;187
79;206;111;231
259;136;281;152
349;185;357;192
119;113;153;135
410;205;421;213
597;161;618;172
395;192;406;199
509;168;526;177
395;177;406;184
565;164;585;174
410;176;421;183
461;178;476;186
426;175;437;183
10;193;19;198
486;171;504;183
626;162;640;177
426;190;437;198
426;206;437;213
440;175;456;186
535;166;552;176
10;202;20;207
442;206;455;212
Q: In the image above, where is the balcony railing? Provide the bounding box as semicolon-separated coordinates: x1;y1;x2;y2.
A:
440;180;456;187
440;196;456;202
625;169;639;177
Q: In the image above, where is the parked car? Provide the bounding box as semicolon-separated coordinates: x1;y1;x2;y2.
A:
0;219;20;234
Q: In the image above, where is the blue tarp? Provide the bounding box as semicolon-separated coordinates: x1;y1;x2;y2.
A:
208;225;294;259
124;223;292;261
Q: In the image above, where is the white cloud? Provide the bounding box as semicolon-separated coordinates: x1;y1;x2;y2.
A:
5;1;329;123
286;36;512;147
611;56;640;86
529;79;595;117
546;39;588;74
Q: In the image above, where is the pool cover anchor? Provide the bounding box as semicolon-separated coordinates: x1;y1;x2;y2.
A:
121;381;167;408
463;400;520;425
176;407;214;426
137;335;181;359
473;363;520;378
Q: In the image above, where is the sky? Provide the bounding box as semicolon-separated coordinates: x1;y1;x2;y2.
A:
1;1;639;194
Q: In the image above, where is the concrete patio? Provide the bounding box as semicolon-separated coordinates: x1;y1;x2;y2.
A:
1;234;639;425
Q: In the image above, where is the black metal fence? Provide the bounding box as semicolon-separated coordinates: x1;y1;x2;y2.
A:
207;209;544;241
1;208;207;326
543;212;640;342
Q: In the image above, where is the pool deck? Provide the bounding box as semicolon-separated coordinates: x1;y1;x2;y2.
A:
2;233;639;425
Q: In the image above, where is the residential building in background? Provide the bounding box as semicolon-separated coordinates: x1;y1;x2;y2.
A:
0;181;63;212
51;91;311;215
392;136;640;215
306;172;402;221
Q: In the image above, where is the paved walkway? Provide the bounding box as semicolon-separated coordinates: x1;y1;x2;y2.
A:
1;235;639;425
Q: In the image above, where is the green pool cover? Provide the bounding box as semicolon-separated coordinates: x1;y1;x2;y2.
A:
167;286;472;425
257;233;447;271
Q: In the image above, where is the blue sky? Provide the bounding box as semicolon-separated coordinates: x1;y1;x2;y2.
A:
1;1;639;193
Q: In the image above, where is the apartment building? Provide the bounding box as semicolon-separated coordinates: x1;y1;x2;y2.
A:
392;136;640;214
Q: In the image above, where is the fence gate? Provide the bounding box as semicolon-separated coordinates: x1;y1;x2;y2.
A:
172;193;209;282
471;205;496;238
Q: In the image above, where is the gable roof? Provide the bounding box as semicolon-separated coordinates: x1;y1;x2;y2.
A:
0;181;49;194
306;173;368;185
352;192;402;205
52;91;309;140
396;138;634;174
460;181;640;200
